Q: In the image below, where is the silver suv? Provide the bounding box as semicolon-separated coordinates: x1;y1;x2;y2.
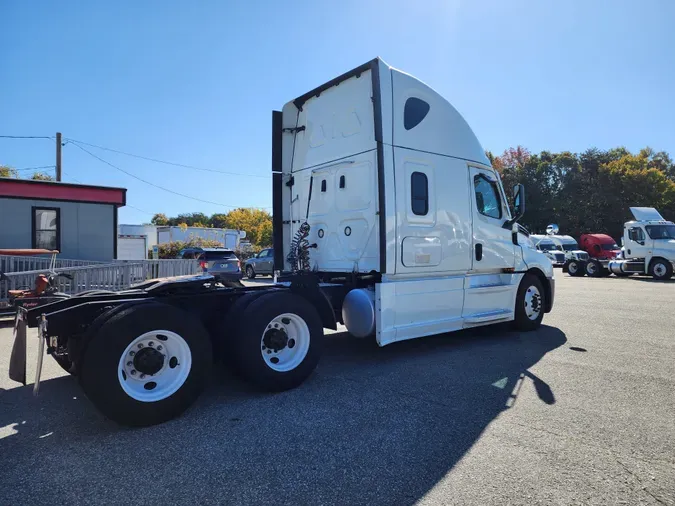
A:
244;248;274;279
178;247;242;284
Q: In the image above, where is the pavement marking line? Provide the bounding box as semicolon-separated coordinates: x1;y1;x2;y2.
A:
0;423;19;439
505;372;525;408
491;377;508;389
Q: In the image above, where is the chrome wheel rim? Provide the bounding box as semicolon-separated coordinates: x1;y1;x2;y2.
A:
654;263;667;277
568;262;578;274
587;262;597;275
524;285;542;321
260;313;310;372
117;330;192;402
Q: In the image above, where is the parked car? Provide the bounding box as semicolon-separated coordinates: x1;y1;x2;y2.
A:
177;247;242;284
244;248;274;279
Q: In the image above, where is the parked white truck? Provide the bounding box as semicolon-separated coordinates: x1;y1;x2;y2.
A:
608;207;675;280
531;226;589;274
8;58;555;426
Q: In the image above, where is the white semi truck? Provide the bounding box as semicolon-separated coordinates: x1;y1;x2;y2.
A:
530;226;589;274
8;58;555;426
608;207;675;280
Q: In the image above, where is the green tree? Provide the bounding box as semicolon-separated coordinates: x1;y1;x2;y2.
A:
257;219;273;247
31;172;55;181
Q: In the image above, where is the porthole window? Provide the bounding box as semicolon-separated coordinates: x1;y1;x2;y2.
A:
404;97;430;130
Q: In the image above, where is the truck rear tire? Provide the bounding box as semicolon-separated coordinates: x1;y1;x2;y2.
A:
650;258;673;281
567;260;585;277
78;303;212;427
228;291;323;392
585;259;603;277
52;354;76;375
513;274;545;331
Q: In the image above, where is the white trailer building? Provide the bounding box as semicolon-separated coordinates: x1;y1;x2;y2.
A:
117;224;246;259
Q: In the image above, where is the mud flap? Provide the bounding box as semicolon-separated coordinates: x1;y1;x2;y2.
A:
9;313;27;385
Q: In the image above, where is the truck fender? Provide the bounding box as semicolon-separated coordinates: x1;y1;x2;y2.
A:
53;300;153;374
292;288;338;330
526;267;554;313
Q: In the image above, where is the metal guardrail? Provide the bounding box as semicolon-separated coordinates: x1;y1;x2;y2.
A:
0;259;200;305
0;254;106;273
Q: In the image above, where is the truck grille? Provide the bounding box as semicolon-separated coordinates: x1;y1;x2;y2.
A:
578;252;589;260
554;253;565;262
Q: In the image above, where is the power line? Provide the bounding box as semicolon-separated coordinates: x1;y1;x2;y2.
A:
66;138;271;179
125;203;152;215
61;170;83;183
0;135;54;140
71;142;268;209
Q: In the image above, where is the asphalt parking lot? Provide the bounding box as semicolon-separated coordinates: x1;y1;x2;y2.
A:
1;273;673;505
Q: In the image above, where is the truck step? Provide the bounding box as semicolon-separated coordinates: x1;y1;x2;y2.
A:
464;309;513;325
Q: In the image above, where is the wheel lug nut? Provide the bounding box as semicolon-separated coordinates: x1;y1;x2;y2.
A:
149;341;154;347
138;343;144;348
140;374;146;379
130;370;137;375
267;350;271;354
129;351;135;356
157;345;162;351
127;361;133;366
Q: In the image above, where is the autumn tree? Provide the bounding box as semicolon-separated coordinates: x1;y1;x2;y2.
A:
0;165;17;178
151;213;169;225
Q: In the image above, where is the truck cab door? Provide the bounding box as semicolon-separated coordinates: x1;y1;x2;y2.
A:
626;226;648;257
469;166;515;273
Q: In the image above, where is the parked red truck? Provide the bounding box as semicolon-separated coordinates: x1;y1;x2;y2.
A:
577;233;623;277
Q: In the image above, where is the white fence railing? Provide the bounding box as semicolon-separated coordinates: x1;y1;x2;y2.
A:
0;259;200;305
0;254;106;273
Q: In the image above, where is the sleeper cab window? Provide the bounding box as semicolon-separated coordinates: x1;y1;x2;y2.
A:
404;97;430;130
410;171;428;216
33;207;60;250
473;174;502;219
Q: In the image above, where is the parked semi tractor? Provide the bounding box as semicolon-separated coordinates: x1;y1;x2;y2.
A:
607;207;675;280
531;225;589;274
578;234;622;277
529;235;566;267
8;58;555;427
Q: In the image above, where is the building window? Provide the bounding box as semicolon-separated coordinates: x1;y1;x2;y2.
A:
404;97;430;130
32;207;60;251
411;171;428;215
473;175;502;219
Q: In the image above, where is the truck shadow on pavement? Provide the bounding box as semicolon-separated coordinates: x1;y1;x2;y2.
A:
0;324;566;505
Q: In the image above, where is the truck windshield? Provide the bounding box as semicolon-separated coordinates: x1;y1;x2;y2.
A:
646;225;675;240
601;243;619;250
562;244;579;251
537;243;557;251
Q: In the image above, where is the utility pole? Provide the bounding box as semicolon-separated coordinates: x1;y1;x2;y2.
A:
55;132;62;181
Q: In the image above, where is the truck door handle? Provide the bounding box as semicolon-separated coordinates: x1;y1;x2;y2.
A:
475;243;483;261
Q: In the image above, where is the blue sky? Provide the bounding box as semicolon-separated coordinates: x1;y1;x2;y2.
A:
2;0;674;224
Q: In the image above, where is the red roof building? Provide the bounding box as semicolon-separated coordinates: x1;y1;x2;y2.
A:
0;178;127;261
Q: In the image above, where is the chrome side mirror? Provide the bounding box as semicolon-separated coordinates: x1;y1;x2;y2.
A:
546;224;559;235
